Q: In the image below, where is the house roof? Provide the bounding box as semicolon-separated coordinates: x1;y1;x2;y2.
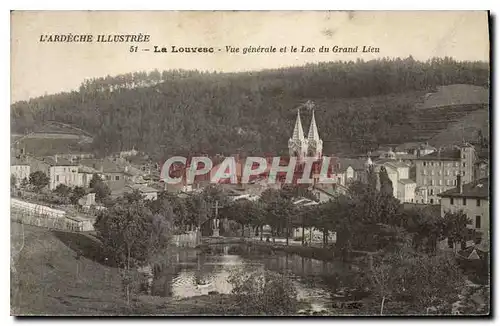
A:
80;159;123;173
39;156;77;166
438;178;489;199
385;161;410;169
335;158;366;172
11;157;29;166
415;149;461;161
398;178;416;185
395;153;418;160
395;142;421;152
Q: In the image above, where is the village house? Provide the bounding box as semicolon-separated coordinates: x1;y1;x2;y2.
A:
11;157;30;186
438;177;489;246
27;155;80;190
414;142;476;204
79;158;126;191
125;184;159;201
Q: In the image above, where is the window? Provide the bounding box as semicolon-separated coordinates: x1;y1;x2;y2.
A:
463;162;466;167
430;189;434;195
462;171;465;176
431;170;435;176
431;162;434;167
450;198;454;205
475;216;481;229
462;198;466;206
454;180;457;186
423;162;427;166
446;170;450;176
454;162;459;167
115;175;120;181
438;171;441;176
56;175;59;182
430;180;434;186
439;180;442;186
476;199;481;207
430;198;434;204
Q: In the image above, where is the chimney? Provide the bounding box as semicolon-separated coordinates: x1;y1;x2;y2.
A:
457;174;463;193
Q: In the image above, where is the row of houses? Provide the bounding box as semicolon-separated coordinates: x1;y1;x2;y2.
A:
10;150;161;201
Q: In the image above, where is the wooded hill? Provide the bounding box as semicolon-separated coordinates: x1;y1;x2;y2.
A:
11;57;489;160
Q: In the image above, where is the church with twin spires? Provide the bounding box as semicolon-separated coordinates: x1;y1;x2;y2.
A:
288;103;323;162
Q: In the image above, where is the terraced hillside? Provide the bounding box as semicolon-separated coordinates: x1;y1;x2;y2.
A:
11;121;94;157
404;84;489;148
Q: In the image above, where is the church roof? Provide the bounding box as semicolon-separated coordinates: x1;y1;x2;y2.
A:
291;109;305;141
307;110;320;141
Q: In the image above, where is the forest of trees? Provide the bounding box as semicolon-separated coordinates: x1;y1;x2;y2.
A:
11;57;489;160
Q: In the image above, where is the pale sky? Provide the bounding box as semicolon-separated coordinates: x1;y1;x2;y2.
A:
11;11;489;102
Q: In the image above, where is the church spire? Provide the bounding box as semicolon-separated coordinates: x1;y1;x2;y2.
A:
307;109;320;141
291;109;305;141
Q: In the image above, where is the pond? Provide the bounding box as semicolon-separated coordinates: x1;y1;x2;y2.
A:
151;243;362;311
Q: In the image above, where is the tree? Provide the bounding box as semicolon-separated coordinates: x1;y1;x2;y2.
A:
185;193;210;231
443;210;472;253
260;189;296;244
225;199;263;237
11;174;17;188
89;173;111;203
379;166;393;197
29;171;49;191
54;184;71;197
94;198;173;305
228;268;298;315
367;250;466;315
70;186;86;205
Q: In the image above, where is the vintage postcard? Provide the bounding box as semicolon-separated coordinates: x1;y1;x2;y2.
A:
10;11;490;316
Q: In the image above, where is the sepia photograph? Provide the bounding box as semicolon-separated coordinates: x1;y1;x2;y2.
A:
9;10;491;316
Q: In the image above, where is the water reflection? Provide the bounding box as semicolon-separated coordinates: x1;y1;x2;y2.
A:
152;244;354;307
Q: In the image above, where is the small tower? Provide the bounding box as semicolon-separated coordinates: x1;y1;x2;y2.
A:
306;109;323;160
459;142;476;184
288;109;308;161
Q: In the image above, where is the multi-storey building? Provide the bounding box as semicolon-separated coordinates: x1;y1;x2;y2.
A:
414;142;476;204
27;155;79;190
11;157;30;186
438;177;489;245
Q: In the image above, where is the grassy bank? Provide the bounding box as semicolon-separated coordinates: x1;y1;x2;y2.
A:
10;222;250;315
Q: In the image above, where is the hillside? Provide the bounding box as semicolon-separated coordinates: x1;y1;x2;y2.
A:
10;222;248;315
11;58;489;159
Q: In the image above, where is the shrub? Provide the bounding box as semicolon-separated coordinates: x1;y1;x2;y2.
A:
228;268;298;315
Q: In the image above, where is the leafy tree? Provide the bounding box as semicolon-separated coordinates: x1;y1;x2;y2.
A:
94;198;173;305
228;268;298;315
89;173;111;203
225;199;263;237
379;166;393;197
443;210;472;252
185;193;210;231
20;177;29;188
150;191;188;231
367;251;466;315
29;171;49;191
54;184;71;197
260;189;296;244
70;186;86;205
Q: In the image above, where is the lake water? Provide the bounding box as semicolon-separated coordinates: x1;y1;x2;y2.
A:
151;244;358;310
